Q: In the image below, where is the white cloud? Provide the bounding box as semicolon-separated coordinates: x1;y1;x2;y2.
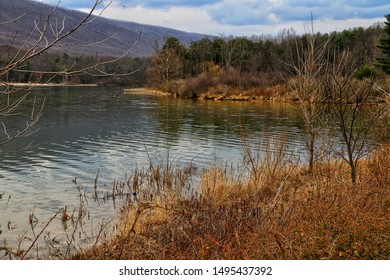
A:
40;0;388;36
267;13;280;23
89;5;219;33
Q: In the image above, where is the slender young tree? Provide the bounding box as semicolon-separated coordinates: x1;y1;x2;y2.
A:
323;51;386;185
287;26;330;174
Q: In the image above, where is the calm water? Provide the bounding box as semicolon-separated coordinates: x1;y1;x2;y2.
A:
0;86;305;258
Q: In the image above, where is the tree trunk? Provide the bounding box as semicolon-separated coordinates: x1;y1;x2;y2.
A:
308;132;315;174
351;163;357;185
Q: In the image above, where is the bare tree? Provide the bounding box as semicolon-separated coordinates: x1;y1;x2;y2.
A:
287;29;330;174
145;48;184;92
0;0;139;146
322;51;386;184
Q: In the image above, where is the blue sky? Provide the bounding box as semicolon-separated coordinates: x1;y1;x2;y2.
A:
36;0;389;36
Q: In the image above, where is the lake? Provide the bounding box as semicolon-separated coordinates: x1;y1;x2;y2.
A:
0;86;306;258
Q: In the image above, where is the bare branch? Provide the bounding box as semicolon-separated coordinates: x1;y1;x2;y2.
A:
1;0;104;75
0;96;45;146
1;0;137;147
0;13;26;25
10;31;142;78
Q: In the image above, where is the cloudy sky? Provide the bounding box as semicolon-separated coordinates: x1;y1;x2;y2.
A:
37;0;389;36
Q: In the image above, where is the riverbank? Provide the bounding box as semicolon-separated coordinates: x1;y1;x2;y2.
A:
196;84;294;102
1;82;97;87
123;88;171;96
139;64;390;103
123;85;295;102
72;142;390;260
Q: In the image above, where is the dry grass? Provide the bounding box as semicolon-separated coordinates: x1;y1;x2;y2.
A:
168;66;292;101
72;142;390;260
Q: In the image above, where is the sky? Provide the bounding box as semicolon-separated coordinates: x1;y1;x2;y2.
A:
36;0;389;36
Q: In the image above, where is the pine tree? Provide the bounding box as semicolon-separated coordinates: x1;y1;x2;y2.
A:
376;14;390;74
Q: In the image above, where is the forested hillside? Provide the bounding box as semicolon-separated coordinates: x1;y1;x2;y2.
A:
0;0;211;57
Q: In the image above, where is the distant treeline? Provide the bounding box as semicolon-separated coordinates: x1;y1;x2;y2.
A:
160;24;384;76
0;48;149;86
0;24;386;87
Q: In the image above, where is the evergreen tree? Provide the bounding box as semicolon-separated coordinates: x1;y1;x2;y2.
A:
162;37;187;57
376;14;390;74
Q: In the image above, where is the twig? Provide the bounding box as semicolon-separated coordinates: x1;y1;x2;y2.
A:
21;208;63;260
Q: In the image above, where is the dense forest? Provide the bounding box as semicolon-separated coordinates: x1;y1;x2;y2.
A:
1;23;387;92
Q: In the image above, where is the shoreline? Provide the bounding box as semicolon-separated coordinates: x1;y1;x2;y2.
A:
1;82;98;87
123;86;297;102
123;87;171;96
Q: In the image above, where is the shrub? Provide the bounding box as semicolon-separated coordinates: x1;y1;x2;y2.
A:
355;65;377;80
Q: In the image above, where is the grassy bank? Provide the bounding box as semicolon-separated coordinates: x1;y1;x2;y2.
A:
72;141;389;260
147;65;390;103
151;66;293;101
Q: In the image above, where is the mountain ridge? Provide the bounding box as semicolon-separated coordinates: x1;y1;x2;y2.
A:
0;0;213;57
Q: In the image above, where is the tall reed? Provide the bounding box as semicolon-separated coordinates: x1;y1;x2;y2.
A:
73;140;390;260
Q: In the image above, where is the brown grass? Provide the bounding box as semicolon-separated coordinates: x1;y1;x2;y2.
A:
72;142;390;260
167;66;292;101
